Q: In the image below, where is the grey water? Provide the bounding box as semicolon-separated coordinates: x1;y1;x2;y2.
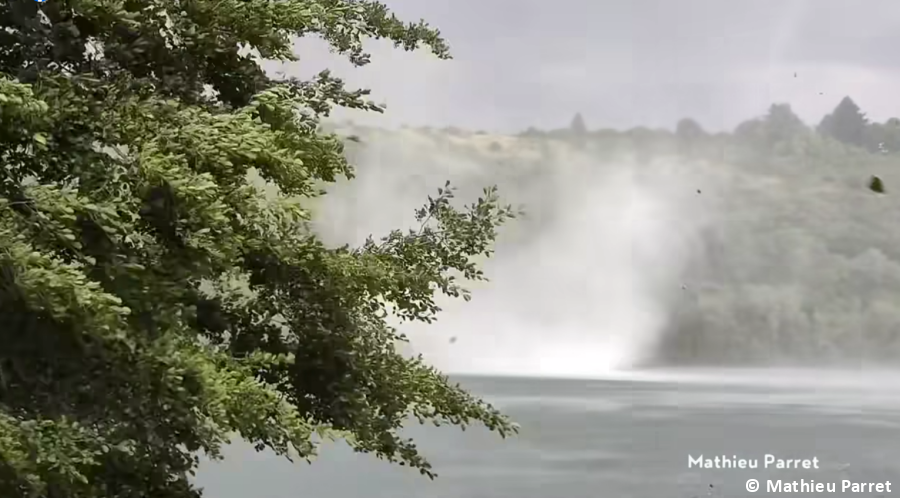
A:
196;369;900;498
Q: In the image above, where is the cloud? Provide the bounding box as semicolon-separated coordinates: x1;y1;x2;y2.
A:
270;0;900;132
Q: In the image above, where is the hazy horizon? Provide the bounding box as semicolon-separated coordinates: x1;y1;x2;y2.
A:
266;0;900;134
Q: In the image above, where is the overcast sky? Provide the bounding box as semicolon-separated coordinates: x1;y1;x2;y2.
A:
269;0;900;133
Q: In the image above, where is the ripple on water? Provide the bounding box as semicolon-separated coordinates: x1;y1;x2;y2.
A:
494;395;628;413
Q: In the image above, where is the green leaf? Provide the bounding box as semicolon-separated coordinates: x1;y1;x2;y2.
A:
0;1;514;495
869;175;885;194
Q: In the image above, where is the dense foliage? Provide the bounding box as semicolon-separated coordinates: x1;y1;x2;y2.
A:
0;1;518;496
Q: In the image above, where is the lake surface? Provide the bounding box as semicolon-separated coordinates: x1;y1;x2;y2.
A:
195;369;900;497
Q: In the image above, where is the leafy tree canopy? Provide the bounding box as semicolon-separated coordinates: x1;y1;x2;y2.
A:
818;96;869;148
763;104;807;142
675;118;705;140
0;0;517;496
569;113;587;134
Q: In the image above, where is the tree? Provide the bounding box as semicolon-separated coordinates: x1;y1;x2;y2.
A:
0;1;517;496
818;96;869;148
762;103;807;147
675;118;705;156
569;113;587;134
864;117;900;154
734;118;764;143
882;118;900;153
675;118;705;140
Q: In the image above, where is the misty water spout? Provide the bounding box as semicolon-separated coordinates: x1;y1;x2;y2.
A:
407;163;703;378
315;131;710;378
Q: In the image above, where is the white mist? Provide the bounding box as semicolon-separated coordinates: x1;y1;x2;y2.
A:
315;134;710;378
407;160;701;377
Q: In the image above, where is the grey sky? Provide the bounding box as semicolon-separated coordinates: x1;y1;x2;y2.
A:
271;0;900;133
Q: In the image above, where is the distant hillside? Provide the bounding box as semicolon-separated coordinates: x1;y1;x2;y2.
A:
315;104;900;367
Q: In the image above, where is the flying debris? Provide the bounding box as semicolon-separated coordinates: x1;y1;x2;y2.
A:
449;336;458;344
869;176;885;194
